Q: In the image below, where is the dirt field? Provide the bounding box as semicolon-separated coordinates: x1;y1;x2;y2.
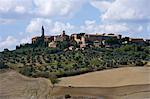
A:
0;67;150;99
54;67;150;99
0;70;53;99
57;67;150;87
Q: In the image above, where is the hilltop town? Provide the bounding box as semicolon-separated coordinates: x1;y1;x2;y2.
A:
1;0;150;98
16;26;150;50
0;26;150;82
0;25;150;99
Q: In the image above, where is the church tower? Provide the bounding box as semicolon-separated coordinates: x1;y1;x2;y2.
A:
41;26;44;38
61;30;66;37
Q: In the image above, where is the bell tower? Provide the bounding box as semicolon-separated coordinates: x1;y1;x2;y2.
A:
62;30;65;36
41;26;44;38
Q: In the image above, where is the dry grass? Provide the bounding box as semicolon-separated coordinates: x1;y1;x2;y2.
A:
0;70;53;99
0;67;150;99
57;67;150;87
53;67;150;99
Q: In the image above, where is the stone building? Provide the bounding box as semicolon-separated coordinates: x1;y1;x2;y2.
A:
129;38;145;44
31;26;69;48
145;39;150;44
31;26;122;48
53;30;69;42
32;26;54;44
71;33;122;48
48;30;70;48
48;41;57;48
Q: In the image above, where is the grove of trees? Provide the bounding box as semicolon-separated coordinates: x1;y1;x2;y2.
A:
0;43;149;83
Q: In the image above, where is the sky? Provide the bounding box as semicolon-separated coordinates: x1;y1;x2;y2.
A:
0;0;150;51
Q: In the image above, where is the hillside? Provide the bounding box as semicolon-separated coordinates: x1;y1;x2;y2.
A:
1;67;150;99
0;70;53;99
58;67;150;87
1;44;150;80
52;67;150;99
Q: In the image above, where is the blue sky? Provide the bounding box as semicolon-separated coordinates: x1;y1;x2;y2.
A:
0;0;150;51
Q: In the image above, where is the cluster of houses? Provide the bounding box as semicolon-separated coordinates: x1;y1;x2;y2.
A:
31;26;150;49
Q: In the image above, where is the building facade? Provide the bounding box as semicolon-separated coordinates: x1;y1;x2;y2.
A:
71;33;122;48
31;26;148;49
53;30;69;42
32;26;70;48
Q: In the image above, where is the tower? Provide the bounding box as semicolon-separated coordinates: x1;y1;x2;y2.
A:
41;26;44;38
62;30;65;36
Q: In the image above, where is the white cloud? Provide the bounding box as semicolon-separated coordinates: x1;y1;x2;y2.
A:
51;22;74;34
33;0;86;17
80;20;97;33
137;26;143;32
0;0;86;18
101;0;150;21
20;37;31;44
103;24;129;33
89;0;149;38
90;0;112;12
0;36;2;41
80;20;129;33
80;20;150;38
27;19;134;36
0;36;18;50
26;18;52;34
147;23;150;32
33;0;54;16
0;0;31;14
0;0;13;13
0;35;32;51
19;32;24;36
15;6;26;14
26;18;75;35
90;0;150;22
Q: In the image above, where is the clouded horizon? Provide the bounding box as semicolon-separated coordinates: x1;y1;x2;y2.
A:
0;0;150;51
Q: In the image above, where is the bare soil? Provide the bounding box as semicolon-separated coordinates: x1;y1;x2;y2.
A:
0;67;150;99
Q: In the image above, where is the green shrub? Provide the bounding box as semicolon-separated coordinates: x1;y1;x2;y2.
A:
0;62;8;69
135;61;146;66
65;94;71;99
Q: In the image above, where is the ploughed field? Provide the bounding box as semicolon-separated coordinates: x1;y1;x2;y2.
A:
0;67;150;99
0;70;53;99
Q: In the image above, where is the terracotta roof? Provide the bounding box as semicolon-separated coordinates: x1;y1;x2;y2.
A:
130;38;144;42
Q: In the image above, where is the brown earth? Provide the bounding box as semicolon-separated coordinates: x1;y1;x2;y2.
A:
0;70;53;99
0;67;150;99
54;67;150;99
58;67;150;87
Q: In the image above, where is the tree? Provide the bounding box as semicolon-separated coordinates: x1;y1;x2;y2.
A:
105;38;120;45
135;60;146;66
65;94;71;99
0;62;8;69
20;66;34;76
4;48;9;52
69;40;79;48
57;41;69;49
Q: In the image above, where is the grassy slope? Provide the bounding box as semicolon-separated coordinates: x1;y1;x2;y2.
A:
0;70;53;99
57;67;150;87
53;67;150;99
